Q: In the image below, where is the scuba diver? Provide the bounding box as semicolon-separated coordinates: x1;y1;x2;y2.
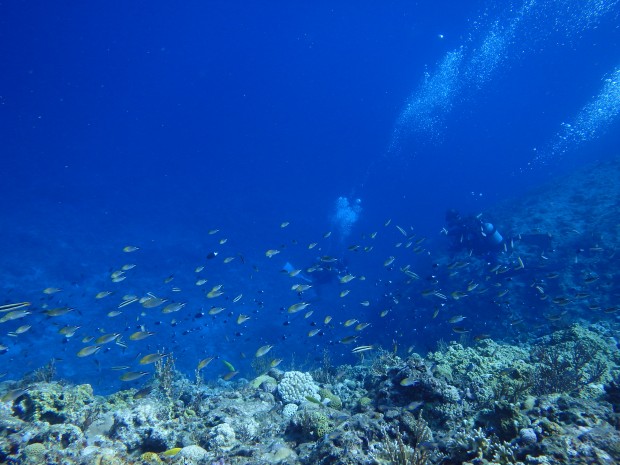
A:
282;256;349;298
444;209;504;256
309;256;349;287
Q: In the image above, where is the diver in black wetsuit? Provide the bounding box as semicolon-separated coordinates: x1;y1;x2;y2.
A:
445;209;504;255
311;257;349;286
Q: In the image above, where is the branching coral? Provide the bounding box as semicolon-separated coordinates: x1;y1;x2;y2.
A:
532;340;608;395
378;412;432;465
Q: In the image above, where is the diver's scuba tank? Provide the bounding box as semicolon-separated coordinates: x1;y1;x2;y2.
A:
482;222;503;246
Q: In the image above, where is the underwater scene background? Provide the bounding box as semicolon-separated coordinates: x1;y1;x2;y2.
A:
1;1;619;464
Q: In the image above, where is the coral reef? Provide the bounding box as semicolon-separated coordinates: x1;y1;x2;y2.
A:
0;323;618;464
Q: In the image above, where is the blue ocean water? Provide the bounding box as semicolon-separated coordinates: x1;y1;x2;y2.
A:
1;1;619;393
